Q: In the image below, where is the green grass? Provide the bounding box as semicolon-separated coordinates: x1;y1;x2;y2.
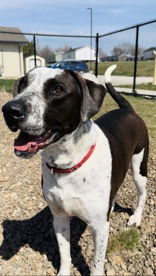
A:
0;79;15;92
116;83;156;91
108;228;140;253
91;60;155;77
95;94;156;141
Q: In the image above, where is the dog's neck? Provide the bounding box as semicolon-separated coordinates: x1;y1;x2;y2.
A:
41;120;97;169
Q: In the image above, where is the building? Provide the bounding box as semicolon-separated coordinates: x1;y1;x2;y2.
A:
143;47;156;60
101;55;118;62
0;26;28;79
55;51;64;62
118;54;134;61
25;55;45;73
63;46;97;62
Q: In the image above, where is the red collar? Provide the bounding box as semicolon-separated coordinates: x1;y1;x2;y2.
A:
46;144;96;175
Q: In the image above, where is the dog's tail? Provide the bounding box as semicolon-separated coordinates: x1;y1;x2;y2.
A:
104;65;134;111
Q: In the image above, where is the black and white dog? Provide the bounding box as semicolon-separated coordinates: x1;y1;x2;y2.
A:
2;65;149;275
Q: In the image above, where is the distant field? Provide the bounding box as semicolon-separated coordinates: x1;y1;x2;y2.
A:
116;83;156;91
92;60;155;77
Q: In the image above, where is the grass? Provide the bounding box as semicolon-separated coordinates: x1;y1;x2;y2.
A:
95;94;156;145
116;83;156;91
0;79;15;92
108;228;140;253
91;60;155;77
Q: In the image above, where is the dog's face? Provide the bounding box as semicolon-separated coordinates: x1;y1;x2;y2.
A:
2;67;106;158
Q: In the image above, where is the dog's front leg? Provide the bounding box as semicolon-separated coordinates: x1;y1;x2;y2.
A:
91;221;109;276
53;215;71;276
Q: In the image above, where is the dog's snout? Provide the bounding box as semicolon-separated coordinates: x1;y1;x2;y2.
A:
2;101;26;119
2;101;26;131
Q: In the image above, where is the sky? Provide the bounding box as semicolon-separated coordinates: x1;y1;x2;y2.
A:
0;0;156;54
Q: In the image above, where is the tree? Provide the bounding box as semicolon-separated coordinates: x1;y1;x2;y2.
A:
37;45;55;59
111;46;125;56
23;42;34;57
99;48;107;58
112;42;145;57
55;45;71;53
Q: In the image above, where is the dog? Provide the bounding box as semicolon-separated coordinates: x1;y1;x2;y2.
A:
2;65;149;275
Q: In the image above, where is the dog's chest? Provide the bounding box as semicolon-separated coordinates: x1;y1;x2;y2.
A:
42;132;112;223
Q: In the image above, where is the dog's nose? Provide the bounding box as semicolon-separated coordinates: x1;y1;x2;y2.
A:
2;101;26;119
2;100;26;131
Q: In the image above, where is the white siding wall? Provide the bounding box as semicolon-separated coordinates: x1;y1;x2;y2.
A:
0;43;24;78
63;51;75;60
63;46;97;61
76;46;96;61
143;51;154;60
25;55;45;73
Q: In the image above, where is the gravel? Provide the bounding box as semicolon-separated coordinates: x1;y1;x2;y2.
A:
0;92;155;275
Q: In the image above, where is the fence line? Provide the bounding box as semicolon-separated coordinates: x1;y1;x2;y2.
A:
96;19;156;94
99;18;156;38
0;18;156;95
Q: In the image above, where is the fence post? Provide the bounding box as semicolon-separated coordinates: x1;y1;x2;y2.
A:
33;34;37;67
133;25;139;95
95;33;99;77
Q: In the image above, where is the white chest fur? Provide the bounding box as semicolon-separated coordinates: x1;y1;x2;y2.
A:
42;121;112;226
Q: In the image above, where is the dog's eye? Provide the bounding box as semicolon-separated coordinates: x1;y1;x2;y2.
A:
53;85;64;94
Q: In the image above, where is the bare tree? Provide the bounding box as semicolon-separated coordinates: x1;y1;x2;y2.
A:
55;45;71;53
99;48;108;58
37;45;55;59
111;47;125;56
112;42;145;56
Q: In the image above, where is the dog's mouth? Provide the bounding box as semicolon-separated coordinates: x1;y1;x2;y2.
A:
14;129;59;158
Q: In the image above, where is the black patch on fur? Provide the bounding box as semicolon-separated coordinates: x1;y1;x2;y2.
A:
96;107;149;217
43;71;82;139
13;75;28;97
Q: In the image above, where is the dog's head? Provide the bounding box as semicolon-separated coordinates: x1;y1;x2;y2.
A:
2;67;106;158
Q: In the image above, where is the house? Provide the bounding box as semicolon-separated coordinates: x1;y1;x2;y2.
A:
143;47;156;60
0;26;28;79
55;51;64;62
118;54;134;61
62;46;98;62
25;55;45;73
46;54;56;64
101;55;118;62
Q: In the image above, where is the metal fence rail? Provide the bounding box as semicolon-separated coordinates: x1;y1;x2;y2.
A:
97;19;156;95
0;19;156;96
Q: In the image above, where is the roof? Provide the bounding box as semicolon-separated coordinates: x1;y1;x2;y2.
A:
64;45;95;53
143;47;156;52
0;26;28;43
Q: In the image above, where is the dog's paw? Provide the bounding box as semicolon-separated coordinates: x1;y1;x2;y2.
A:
127;213;141;227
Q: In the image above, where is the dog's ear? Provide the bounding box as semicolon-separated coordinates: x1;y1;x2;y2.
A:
13;78;22;97
74;72;106;122
13;75;28;97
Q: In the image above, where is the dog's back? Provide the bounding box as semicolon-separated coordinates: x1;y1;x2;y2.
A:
96;65;149;206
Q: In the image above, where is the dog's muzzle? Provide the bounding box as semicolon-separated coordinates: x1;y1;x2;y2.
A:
2;100;26;132
2;100;60;158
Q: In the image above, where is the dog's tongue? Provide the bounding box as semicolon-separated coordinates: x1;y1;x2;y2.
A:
14;132;45;153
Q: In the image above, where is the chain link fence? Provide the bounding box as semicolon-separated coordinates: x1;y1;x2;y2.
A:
0;19;156;96
98;19;156;96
